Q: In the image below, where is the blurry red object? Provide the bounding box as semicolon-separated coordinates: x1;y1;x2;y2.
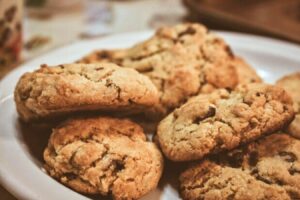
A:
0;0;23;76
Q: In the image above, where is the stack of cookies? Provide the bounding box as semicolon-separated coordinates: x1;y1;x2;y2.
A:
14;23;300;200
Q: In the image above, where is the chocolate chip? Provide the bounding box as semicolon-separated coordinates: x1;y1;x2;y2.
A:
178;27;196;37
288;167;300;175
105;79;113;87
5;6;17;22
250;168;258;175
275;179;284;186
96;51;111;59
249;151;259;166
207;106;216;117
128;98;135;105
64;172;77;180
256;174;273;184
192;116;202;124
59;65;65;69
249;120;258;129
105;79;121;99
224;45;234;58
192;106;216;124
20;88;31;100
227;150;245;168
115;161;124;172
279;151;297;162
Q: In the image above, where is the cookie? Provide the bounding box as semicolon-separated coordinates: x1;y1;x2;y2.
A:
276;72;300;138
78;23;239;119
43;117;163;200
79;49;125;65
179;133;300;200
233;57;262;84
157;83;294;161
14;63;158;122
180;160;290;200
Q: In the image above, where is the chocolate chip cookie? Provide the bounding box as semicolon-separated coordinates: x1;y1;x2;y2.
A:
78;23;239;119
14;63;158;122
157;83;294;161
233;57;262;84
44;116;163;200
179;133;300;200
276;72;300;138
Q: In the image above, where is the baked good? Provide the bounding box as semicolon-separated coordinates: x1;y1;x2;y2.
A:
233;56;262;84
180;160;290;200
44;116;163;200
157;83;294;161
14;63;158;122
179;133;300;200
78;23;239;119
276;72;300;138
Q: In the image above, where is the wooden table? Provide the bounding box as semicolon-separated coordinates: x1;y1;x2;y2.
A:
184;0;300;44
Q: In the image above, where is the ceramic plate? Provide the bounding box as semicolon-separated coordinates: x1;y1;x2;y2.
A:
0;30;300;200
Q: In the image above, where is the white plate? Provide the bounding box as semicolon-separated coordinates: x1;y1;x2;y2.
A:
0;30;300;200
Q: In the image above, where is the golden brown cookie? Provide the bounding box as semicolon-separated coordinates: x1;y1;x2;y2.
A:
78;23;239;119
14;63;158;122
233;56;262;84
157;83;294;161
44;117;163;200
179;133;300;200
276;72;300;138
180;160;290;200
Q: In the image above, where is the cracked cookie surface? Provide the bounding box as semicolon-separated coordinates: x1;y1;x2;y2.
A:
14;63;158;122
179;133;300;200
276;73;300;138
43;117;163;200
157;83;294;161
78;23;240;119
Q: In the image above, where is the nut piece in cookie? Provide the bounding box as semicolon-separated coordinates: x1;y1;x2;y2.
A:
43;117;164;200
157;83;294;161
276;72;300;138
78;23;239;119
179;133;300;200
14;63;159;122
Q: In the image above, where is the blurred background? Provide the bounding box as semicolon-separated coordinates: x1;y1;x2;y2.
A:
1;0;300;79
0;0;300;198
